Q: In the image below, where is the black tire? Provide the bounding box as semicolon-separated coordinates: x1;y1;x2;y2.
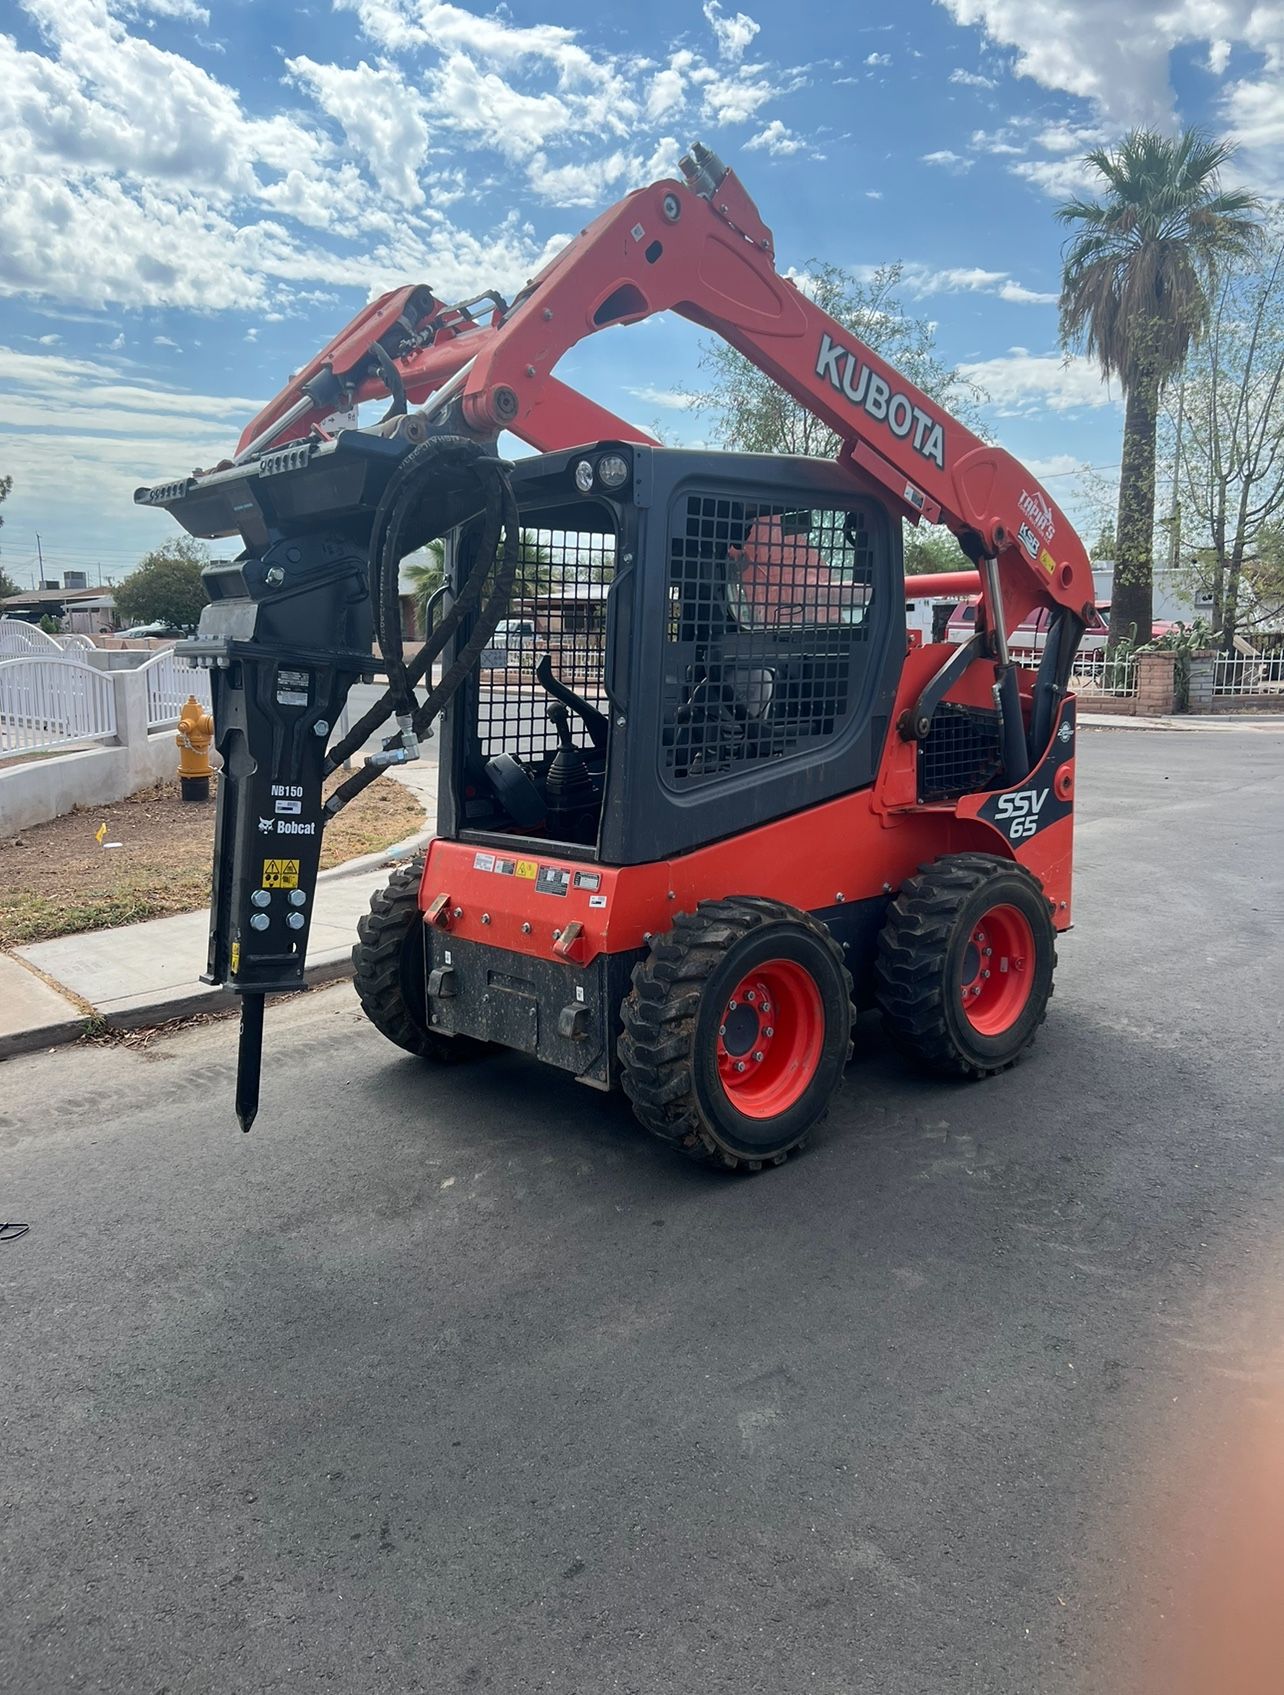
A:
618;896;854;1171
875;853;1056;1079
353;860;486;1062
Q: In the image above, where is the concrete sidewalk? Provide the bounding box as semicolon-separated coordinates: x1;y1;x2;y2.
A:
0;762;437;1060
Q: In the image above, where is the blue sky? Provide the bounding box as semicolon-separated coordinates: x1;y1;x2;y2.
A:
1;0;1280;587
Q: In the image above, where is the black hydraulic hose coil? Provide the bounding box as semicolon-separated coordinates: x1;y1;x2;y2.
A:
322;436;520;816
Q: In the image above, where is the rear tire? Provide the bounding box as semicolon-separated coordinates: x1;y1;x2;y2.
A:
353;860;486;1062
875;853;1055;1079
618;897;854;1171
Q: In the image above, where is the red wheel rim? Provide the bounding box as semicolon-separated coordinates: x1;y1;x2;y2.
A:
959;903;1035;1036
715;958;825;1118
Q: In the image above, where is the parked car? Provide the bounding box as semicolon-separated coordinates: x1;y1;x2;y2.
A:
943;599;1162;656
115;620;187;639
491;617;545;654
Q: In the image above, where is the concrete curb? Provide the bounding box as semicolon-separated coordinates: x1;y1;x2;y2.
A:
0;954;355;1063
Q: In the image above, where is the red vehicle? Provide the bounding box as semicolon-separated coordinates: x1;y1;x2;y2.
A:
142;141;1095;1169
945;597;1173;656
947;597;1109;656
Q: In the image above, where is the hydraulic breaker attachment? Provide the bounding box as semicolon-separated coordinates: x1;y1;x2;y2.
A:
178;531;373;1127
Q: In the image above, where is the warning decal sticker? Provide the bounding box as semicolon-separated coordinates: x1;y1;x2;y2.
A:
262;858;300;889
515;859;538;880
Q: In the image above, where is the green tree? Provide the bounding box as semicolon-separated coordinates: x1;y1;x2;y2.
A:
114;536;210;630
1166;221;1284;649
1057;129;1261;649
402;539;445;633
0;473;16;600
904;524;967;575
1090;519;1117;561
685;262;984;564
687;261;983;454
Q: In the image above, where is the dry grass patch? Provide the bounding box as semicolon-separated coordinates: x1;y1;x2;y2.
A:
0;772;425;947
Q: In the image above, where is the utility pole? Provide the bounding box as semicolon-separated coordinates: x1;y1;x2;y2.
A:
35;532;47;589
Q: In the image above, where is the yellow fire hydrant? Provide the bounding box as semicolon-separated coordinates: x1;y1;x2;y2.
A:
177;695;215;803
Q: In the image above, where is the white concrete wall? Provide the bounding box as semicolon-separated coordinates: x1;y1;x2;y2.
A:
0;664;183;833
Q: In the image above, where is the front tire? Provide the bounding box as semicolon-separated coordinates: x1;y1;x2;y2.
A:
875;853;1056;1079
353;859;485;1062
618;897;854;1171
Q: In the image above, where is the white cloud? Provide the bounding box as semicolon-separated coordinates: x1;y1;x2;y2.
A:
896;263;1057;304
865;52;891;67
703;2;761;61
745;119;805;156
935;0;1284;191
949;67;995;87
126;0;211;22
1010;153;1104;199
285;57;430;206
921;149;973;172
955;347;1117;413
627;384;691;410
0;0;826;373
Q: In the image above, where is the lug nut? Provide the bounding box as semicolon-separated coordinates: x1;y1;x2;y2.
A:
983;946;992;957
735;1061;746;1073
753;1050;764;1062
982;969;991;979
718;1024;727;1037
764;1026;774;1038
746;990;756;1003
728;999;737;1010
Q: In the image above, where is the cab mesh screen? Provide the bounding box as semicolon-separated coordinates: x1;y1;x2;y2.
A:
661;494;876;787
917;704;1003;801
472;525;614;768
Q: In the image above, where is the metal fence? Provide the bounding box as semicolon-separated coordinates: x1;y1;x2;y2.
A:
1213;651;1284;698
141;648;212;728
0;658;117;759
1070;651;1138;698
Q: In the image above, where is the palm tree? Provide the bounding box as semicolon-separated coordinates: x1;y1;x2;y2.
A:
1057;130;1261;647
402;539;445;636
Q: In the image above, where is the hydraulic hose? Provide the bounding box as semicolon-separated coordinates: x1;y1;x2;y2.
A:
322;436;520;816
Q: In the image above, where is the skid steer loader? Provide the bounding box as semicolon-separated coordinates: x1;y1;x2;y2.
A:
138;142;1092;1169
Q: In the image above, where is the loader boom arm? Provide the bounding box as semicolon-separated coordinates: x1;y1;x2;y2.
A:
238;144;1093;632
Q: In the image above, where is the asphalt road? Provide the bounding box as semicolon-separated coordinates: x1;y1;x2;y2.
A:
4;725;1283;1694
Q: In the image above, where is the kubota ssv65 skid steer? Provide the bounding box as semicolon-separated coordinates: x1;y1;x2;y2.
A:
138;142;1092;1170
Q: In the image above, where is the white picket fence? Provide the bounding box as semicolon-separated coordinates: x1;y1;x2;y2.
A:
0;658;117;758
0;616;70;658
141;648;211;729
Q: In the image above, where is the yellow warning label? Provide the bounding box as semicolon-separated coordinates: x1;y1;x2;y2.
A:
515;858;538;880
1039;548;1056;575
230;941;241;974
262;858;300;889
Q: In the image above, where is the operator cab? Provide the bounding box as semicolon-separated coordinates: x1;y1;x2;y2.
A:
439;444;905;867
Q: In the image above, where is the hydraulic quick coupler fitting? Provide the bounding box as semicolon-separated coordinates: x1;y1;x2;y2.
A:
176;695;215;803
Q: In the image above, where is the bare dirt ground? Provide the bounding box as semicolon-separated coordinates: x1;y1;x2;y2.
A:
0;772;424;946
